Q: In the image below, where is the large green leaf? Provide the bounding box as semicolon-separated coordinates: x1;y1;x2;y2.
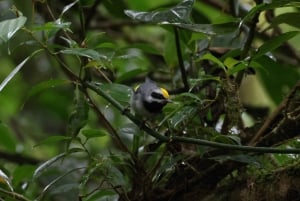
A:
255;55;300;104
0;16;26;44
272;12;300;29
253;31;299;59
125;0;194;24
125;0;239;36
242;0;300;24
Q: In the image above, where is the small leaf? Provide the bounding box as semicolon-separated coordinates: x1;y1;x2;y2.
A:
34;136;72;147
33;153;67;179
81;129;108;139
0;16;27;44
60;0;79;17
253;31;299;59
199;53;226;71
0;169;13;191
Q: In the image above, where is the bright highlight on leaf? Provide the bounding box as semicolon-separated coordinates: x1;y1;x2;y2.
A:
0;16;27;44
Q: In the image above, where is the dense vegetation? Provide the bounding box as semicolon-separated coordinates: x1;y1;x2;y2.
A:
1;0;300;200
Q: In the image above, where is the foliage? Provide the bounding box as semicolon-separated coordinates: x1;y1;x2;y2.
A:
1;0;300;200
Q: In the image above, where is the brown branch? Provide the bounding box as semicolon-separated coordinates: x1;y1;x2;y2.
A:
0;150;40;165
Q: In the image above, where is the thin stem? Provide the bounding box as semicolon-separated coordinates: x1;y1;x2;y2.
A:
174;27;189;91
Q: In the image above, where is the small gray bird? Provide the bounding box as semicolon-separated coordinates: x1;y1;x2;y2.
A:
130;77;171;118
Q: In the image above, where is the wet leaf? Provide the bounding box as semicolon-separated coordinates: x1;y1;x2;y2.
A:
0;16;27;44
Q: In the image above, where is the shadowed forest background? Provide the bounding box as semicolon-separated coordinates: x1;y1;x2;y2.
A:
1;0;300;200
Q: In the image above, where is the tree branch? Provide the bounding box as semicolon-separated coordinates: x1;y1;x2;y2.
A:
85;81;300;154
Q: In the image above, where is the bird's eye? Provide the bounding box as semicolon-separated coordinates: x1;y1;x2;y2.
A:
151;91;165;100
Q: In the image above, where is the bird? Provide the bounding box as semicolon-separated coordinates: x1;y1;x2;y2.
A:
130;77;171;118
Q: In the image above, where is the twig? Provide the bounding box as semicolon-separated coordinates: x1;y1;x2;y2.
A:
0;150;40;165
0;189;31;201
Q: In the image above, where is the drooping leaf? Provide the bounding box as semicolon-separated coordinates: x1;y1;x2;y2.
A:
124;0;194;24
33;153;67;179
0;16;27;44
0;49;42;92
0;169;13;191
253;31;299;59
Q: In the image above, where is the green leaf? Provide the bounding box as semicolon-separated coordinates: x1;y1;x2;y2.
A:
34;136;72;147
255;55;300;104
0;123;16;152
60;48;105;60
0;16;27;44
0;169;13;191
67;92;89;137
81;129;108;139
168;105;197;128
12;165;35;187
125;0;194;24
25;79;70;102
0;49;42;92
33;153;67;179
272;12;300;29
253;31;299;59
86;190;117;201
210;154;261;166
242;0;300;24
98;83;132;105
199;53;226;71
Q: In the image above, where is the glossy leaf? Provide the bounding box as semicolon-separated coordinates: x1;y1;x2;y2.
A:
98;83;132;105
0;49;42;92
253;31;299;59
0;16;27;44
33;153;67;179
0;169;13;191
125;0;194;24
